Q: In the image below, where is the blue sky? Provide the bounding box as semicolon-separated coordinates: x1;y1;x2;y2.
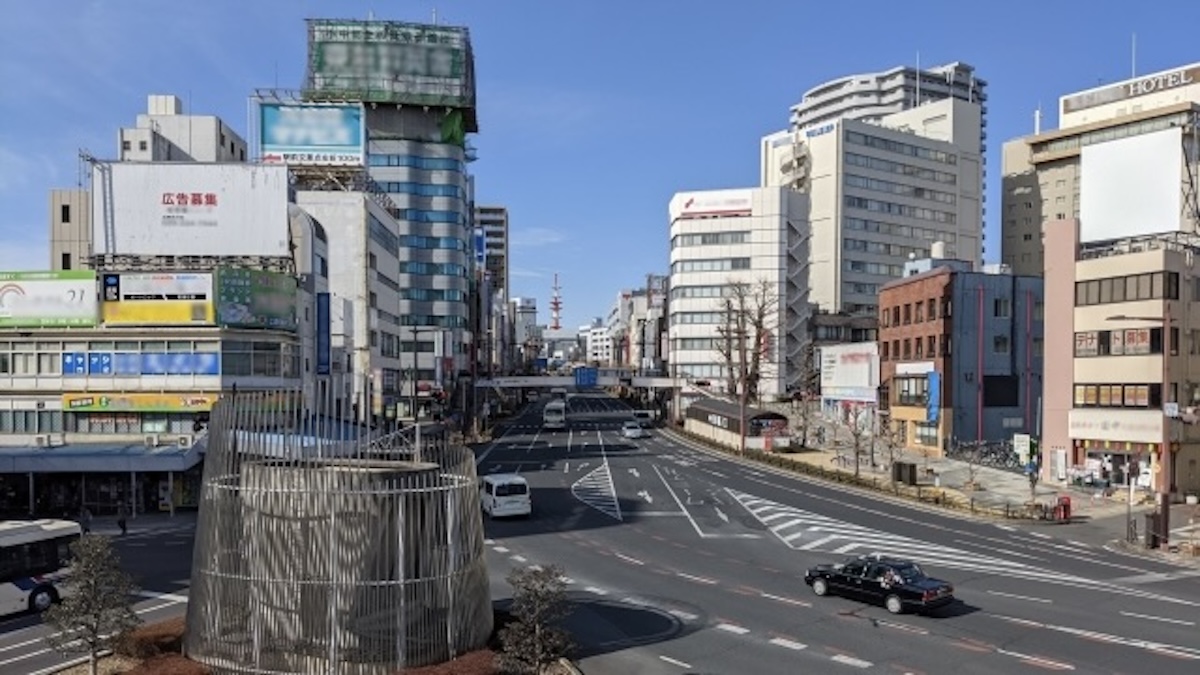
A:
3;1;1200;330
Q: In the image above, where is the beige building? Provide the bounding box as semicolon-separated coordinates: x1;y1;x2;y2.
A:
1001;62;1200;276
1042;220;1200;501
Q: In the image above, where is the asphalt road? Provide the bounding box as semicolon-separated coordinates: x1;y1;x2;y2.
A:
0;521;195;674
479;393;1200;675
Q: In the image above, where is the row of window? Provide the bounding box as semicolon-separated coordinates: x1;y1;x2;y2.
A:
399;208;465;224
845;174;957;205
378;181;464;199
670;285;730;300
401;261;468;277
845;196;957;224
1031;114;1188;157
845;282;881;296
400;288;467;302
844;152;957;185
1073;383;1164;409
673;364;725;379
369;213;400;251
401;315;468;329
670;258;752;273
846;259;905;277
1074;272;1180;306
843;238;929;259
1073;327;1176;357
844;217;959;245
400;235;468;251
368;154;464;172
844;130;958;166
882;335;952;362
671;231;750;248
670;312;726;325
883;298;948;327
673;338;720;351
0;340;219;353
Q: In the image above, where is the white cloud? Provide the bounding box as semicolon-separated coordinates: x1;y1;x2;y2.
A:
510;227;567;248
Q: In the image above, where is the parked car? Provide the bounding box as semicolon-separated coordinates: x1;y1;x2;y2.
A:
804;553;955;614
621;420;648;439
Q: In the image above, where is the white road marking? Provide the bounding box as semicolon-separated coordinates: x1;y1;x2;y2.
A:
493;546;509;553
511;555;527;563
996;649;1074;670
668;609;698;621
1067;540;1091;549
585;586;608;596
628;467;641;478
987;590;1053;604
769;637;808;650
993;614;1200;659
715;623;749;634
715;506;730;523
659;655;692;669
655;464;708;538
1027;531;1053;539
615;552;645;566
830;654;873;668
676;572;717;585
877;620;928;634
133;591;189;603
761;592;811;606
484;539;495;545
638;489;654;503
1120;610;1195;626
995;524;1016;531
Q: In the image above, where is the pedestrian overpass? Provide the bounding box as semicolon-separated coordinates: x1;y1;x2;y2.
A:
474;376;680;389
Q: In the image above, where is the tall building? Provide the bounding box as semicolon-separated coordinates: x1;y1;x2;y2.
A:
762;97;985;315
475;206;510;303
50;94;247;271
1000;62;1200;276
667;187;808;397
290;18;479;415
790;62;987;155
877;252;1043;454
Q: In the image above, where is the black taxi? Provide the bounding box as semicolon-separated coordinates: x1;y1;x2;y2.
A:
804;553;955;615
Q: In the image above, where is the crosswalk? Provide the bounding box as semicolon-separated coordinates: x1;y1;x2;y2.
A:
572;461;623;521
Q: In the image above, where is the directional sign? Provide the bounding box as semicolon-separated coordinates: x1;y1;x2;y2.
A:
575;367;598;389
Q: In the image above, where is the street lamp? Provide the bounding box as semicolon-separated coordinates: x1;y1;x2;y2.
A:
1107;311;1174;547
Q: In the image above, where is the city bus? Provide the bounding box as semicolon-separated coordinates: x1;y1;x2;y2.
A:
0;519;82;615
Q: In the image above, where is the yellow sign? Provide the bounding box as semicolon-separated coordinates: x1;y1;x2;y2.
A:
62;393;217;413
102;300;215;326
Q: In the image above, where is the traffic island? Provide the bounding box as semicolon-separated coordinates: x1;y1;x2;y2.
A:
666;428;1044;521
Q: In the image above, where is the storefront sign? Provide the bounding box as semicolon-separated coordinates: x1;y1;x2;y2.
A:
63;393;217;413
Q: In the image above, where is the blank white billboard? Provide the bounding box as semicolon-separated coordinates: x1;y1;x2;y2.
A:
1079;127;1183;244
92;163;290;257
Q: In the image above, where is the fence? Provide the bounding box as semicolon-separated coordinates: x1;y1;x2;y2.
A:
184;388;493;674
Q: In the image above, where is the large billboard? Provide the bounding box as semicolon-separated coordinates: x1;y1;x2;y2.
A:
819;342;879;403
0;271;98;328
91;163;290;257
215;268;298;331
259;103;365;166
303;19;476;110
101;272;215;326
669;189;755;219
1079;127;1184;244
62;392;217;413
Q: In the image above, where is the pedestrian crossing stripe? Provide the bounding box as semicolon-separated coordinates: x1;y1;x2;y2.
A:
571;462;623;522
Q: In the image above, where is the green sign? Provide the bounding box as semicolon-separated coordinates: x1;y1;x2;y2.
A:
0;270;98;328
215;268;297;331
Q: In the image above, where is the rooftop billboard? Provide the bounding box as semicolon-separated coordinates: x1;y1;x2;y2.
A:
259;103;365;166
101;272;215;326
91;163;290;258
303;19;476;113
0;271;98;328
215;268;298;331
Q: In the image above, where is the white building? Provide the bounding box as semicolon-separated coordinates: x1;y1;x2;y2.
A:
667;187;808;397
586;325;614;365
117;94;248;163
762;97;984;315
476;205;510;304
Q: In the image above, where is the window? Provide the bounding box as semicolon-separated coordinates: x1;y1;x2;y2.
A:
1023;233;1033;241
881;342;890;360
927;299;938;321
915;302;924;322
60;204;70;223
927;335;937;356
915;338;924;358
902;338;912;359
880;307;890;327
1073;383;1162;409
139;140;148;151
60;253;70;270
993;298;1010;318
983;375;1019;406
121;140;130;151
895;377;928;406
915;422;938;447
903;304;912;325
994;335;1010;354
1075;272;1179;306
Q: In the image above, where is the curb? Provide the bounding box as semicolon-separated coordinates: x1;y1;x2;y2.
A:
558;657;584;674
30;650;114;675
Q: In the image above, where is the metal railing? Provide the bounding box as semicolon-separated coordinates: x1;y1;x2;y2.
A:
185;388;492;674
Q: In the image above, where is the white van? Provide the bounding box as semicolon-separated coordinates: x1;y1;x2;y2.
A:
480;474;532;518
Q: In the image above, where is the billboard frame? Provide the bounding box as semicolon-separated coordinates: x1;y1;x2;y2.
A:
0;271;98;328
258;102;365;167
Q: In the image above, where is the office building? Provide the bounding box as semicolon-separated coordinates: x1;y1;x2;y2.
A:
475;206;510;304
878;250;1043;454
667;187;808;397
1001;62;1200;275
762;97;985;316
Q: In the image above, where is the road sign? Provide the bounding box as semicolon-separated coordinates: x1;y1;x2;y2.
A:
575;367;598;388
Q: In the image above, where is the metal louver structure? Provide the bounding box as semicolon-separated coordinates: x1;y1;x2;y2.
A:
184;388;493;674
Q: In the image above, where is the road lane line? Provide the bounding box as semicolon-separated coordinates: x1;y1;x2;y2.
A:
1067;540;1091;549
584;586;608;595
659;656;692;669
511;555;527;563
715;623;749;634
769;637;808;650
493;546;509;553
830;654;873;668
654;464;707;538
996;649;1075;670
877;620;928;634
134;590;189;603
614;552;645;566
761;592;811;607
676;572;717;585
668;609;698;621
1120;610;1195;626
987;590;1053;604
1026;531;1052;539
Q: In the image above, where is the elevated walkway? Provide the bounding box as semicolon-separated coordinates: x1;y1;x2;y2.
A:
474;376;679;389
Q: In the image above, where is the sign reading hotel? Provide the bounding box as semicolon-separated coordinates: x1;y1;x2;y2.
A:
1062;64;1200;113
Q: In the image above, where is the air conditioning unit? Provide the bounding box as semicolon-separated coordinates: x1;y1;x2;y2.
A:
144;434;160;448
176;435;194;448
34;434;50;448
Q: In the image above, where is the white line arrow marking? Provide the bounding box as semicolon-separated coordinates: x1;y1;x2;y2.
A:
715;507;729;523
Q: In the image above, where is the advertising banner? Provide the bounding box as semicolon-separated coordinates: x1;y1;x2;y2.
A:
259;103;364;166
102;272;215;326
0;270;98;327
926;371;942;423
62;392;217;413
316;292;332;375
215;268;298;331
91;163;290;257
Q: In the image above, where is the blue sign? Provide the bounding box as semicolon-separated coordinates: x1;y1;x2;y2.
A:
62;353;87;377
805;122;835;139
926;371;941;423
474;228;486;266
114;353;141;375
88;353;113;375
193;353;220;375
575;367;599;389
259;103;364;166
316;292;331;376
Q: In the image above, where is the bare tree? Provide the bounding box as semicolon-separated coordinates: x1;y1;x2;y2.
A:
875;413;906;492
836;402;872;479
714;279;780;406
789;342;820;448
43;535;141;675
960;441;984;490
498;564;575;673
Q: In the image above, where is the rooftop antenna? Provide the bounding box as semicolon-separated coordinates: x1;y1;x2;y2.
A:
915;51;922;107
549;273;563;331
1131;33;1137;79
432;8;438;24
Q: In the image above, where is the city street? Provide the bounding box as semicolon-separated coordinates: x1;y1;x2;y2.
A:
0;521;194;674
480;394;1200;674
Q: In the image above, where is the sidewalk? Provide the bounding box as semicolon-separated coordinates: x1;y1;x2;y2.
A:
82;511;197;537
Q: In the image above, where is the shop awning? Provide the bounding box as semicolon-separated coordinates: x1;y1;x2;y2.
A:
0;442;202;473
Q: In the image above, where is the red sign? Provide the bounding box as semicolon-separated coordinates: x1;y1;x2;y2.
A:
161;192;218;206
